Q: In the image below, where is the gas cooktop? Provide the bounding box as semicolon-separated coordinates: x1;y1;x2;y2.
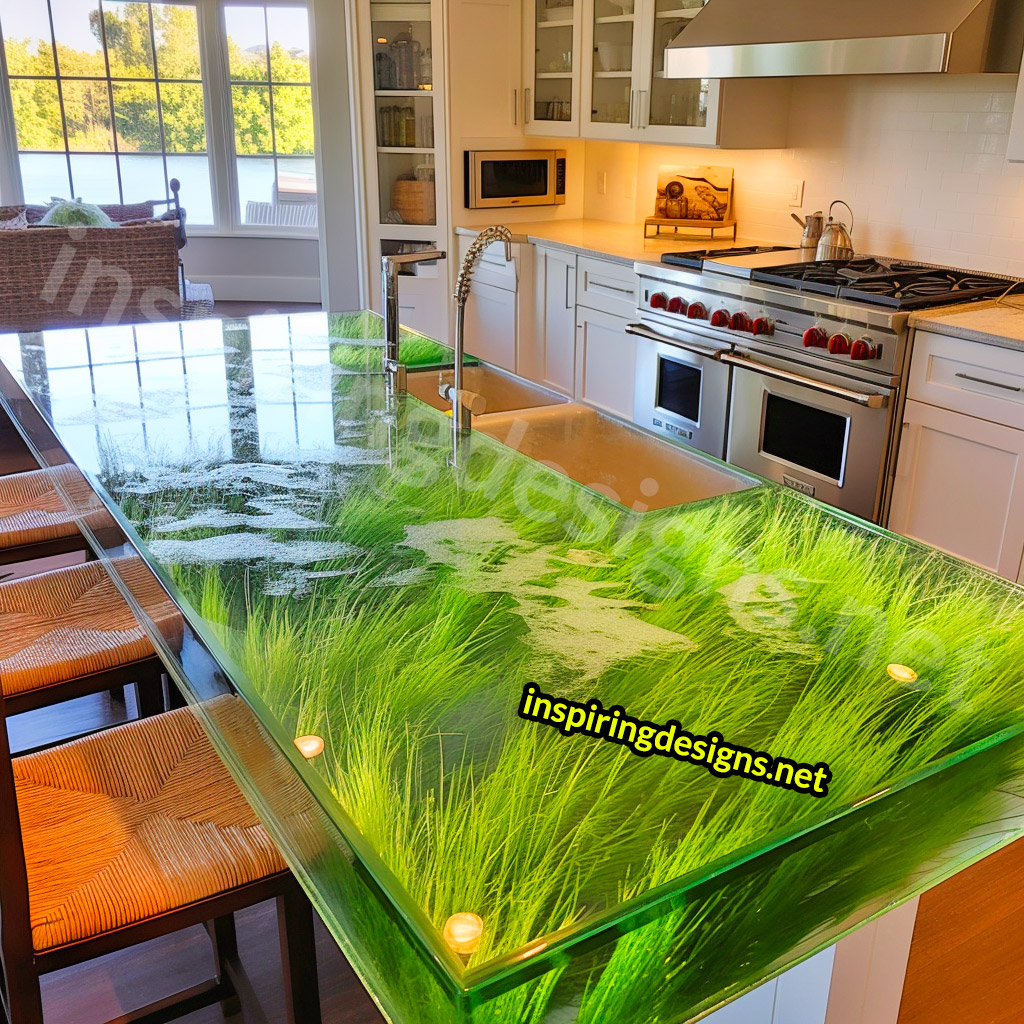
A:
750;257;1019;310
660;245;794;270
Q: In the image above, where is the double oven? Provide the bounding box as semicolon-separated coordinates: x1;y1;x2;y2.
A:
629;269;903;523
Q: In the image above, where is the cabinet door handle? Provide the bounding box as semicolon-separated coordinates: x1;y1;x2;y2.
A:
512;88;518;126
628;90;635;129
566;263;576;309
524;87;532;124
954;371;1022;392
639;89;649;128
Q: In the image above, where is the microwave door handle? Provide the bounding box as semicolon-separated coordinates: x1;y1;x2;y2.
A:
717;352;888;408
626;322;722;360
524;87;532;124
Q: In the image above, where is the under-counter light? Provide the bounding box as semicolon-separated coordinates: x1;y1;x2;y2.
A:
443;912;483;955
294;734;325;758
886;664;918;684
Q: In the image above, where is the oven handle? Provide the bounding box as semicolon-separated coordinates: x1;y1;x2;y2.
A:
626;322;723;360
717;352;888;409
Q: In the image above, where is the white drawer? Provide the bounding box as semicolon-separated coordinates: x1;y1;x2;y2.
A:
908;329;1024;430
456;233;522;291
576;255;637;318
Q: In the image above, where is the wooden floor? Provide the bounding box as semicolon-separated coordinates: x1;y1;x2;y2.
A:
12;693;387;1024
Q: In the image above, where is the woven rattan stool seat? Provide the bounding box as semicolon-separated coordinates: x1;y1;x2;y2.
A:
0;558;184;698
15;703;287;952
0;463;114;550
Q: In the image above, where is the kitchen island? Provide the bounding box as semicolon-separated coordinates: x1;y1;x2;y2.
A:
2;311;1024;1024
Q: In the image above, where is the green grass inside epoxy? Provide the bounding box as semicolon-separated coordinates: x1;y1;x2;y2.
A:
105;395;1024;976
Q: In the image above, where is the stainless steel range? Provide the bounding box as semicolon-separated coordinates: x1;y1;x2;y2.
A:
630;248;1018;523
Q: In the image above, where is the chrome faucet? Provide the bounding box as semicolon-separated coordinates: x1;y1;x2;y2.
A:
381;249;446;393
442;226;513;433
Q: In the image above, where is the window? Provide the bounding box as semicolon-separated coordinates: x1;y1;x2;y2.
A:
224;4;317;227
0;0;214;223
0;0;319;233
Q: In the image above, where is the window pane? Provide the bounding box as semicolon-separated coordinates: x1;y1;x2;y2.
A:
225;6;268;81
152;3;201;79
69;153;120;202
272;84;313;155
19;152;71;204
9;78;65;150
160;83;206;152
267;6;310;83
50;0;105;76
0;1;57;75
113;81;161;151
102;1;155;78
62;80;114;151
237;155;275;221
165;153;213;224
117;151;165;202
232;84;272;154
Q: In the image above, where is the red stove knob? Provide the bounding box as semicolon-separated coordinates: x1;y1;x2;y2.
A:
687;302;708;320
827;332;851;355
729;312;750;332
751;316;774;336
650;292;668;310
667;295;686;314
850;338;877;360
802;327;828;348
710;309;730;327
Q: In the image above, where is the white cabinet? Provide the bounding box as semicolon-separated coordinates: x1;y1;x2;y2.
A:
524;0;585;135
524;245;578;395
457;233;536;374
575;305;636;420
889;329;1024;580
889;399;1024;579
524;0;789;146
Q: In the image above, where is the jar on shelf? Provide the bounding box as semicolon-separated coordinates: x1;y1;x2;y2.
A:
390;25;421;90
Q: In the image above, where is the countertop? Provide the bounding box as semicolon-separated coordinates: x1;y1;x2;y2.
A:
456;218;773;266
2;311;1024;1024
910;296;1024;352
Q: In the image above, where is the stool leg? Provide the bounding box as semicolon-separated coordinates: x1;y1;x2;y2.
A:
277;887;322;1024
134;666;166;718
206;915;242;1019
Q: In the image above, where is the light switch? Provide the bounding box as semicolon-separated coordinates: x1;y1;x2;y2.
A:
788;179;805;207
597;171;607;195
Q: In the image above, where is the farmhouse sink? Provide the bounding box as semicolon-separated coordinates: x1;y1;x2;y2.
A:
406;364;567;417
475;403;759;511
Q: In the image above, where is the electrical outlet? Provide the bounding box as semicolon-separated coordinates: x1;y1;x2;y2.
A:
597;171;607;196
624;177;634;200
788;179;805;207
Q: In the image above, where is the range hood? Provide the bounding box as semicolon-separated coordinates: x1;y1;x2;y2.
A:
664;0;1024;78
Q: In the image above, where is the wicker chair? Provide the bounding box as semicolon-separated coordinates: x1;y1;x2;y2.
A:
0;698;323;1024
0;220;183;333
0;557;182;728
0;463;121;567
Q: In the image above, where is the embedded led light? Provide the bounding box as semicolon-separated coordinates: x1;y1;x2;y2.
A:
294;734;325;758
443;912;483;955
886;663;918;684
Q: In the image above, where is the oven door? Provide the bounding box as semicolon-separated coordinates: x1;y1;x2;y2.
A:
466;151;558;208
628;322;730;459
723;351;895;521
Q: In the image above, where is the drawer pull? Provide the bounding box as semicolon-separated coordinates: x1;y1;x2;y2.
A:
954;371;1022;393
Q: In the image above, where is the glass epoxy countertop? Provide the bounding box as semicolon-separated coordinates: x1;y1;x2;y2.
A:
3;311;1024;1024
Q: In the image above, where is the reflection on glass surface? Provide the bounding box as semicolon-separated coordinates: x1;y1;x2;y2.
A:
4;312;1024;1024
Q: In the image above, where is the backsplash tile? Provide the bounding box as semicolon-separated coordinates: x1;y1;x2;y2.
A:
584;74;1024;276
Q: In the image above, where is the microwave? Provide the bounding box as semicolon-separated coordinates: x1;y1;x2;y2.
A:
464;150;566;209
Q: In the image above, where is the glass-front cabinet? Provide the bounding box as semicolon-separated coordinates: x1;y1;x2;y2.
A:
357;0;449;340
581;0;718;143
524;0;584;135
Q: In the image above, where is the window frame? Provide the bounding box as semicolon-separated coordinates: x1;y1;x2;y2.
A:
0;0;319;239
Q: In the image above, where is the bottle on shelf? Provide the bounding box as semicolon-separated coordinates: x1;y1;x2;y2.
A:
391;25;422;90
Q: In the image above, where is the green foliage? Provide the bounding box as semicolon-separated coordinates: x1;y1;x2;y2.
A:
5;2;310;158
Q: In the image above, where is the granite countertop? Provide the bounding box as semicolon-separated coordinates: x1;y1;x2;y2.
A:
910;297;1024;352
456;218;776;266
3;311;1024;1024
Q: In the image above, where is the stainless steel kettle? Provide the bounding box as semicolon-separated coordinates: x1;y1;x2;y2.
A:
815;201;854;261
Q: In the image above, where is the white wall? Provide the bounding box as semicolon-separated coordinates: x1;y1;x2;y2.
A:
582;74;1024;276
182;235;322;303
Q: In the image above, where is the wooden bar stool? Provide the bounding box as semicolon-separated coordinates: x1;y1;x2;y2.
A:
0;557;183;734
0;464;120;568
0;700;323;1024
